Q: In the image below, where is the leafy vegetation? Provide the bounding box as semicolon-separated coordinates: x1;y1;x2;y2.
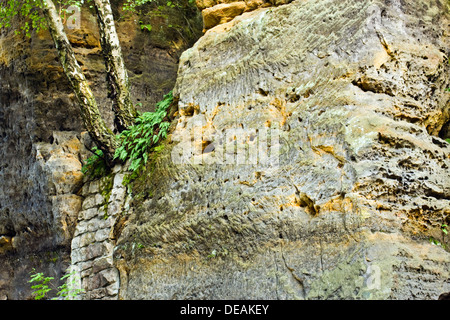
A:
121;0;201;46
114;91;173;173
0;0;88;37
28;268;84;300
443;224;448;235
0;0;46;37
122;0;195;13
28;269;53;300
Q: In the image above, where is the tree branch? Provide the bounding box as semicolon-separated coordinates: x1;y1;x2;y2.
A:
93;0;137;132
41;0;118;163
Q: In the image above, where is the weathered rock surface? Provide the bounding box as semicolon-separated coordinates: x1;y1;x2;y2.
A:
197;0;301;31
115;0;450;299
1;0;449;300
198;0;276;30
0;1;201;300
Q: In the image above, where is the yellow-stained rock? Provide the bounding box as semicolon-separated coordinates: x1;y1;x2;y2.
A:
0;236;13;255
198;0;290;30
196;0;238;10
202;2;248;30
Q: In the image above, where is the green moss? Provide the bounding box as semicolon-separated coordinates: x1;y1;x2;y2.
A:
44;251;60;264
99;174;114;213
121;140;170;208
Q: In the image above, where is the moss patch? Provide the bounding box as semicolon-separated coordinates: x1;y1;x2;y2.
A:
122;141;170;206
99;174;114;214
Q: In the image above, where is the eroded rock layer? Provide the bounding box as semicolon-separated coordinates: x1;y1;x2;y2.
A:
115;0;450;299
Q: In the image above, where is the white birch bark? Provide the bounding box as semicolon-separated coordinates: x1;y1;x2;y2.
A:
41;0;118;162
93;0;137;131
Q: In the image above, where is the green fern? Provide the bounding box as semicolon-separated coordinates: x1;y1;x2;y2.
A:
114;91;173;172
28;270;54;300
29;268;84;300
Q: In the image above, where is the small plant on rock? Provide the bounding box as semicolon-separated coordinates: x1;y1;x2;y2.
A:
28;269;53;300
28;268;84;300
114;91;173;173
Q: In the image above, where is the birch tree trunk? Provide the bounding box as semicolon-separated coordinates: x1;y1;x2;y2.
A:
41;0;118;163
93;0;137;132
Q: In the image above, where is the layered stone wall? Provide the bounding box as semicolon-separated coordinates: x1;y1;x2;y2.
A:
70;167;130;300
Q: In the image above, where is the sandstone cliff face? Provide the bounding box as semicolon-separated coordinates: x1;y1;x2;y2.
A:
114;0;450;299
1;0;449;300
0;1;201;299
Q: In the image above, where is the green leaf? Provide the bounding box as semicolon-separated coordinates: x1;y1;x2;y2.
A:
120;149;128;161
113;90;173;173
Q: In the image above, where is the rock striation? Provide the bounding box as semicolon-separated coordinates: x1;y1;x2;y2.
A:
114;0;450;299
0;0;449;300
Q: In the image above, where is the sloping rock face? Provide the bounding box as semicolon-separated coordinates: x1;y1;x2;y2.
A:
0;1;201;300
115;0;450;299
